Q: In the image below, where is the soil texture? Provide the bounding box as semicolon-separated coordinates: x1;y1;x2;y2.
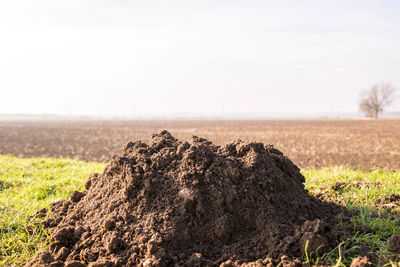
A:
1;119;400;170
28;131;348;266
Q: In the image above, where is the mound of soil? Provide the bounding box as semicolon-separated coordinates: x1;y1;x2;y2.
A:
28;131;348;266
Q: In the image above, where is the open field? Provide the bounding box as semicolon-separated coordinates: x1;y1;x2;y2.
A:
1;119;400;170
1;119;400;266
0;156;399;266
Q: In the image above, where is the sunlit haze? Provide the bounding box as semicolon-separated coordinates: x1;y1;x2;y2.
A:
1;0;399;117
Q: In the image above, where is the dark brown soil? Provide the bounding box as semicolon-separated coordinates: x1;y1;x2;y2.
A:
27;131;349;266
375;194;400;214
389;234;400;253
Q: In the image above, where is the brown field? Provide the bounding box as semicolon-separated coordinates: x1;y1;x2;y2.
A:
0;119;400;170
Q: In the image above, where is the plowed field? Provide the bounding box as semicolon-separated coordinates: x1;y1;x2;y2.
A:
0;119;399;170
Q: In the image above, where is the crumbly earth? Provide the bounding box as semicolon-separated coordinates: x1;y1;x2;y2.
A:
27;131;348;266
389;234;400;253
350;256;373;267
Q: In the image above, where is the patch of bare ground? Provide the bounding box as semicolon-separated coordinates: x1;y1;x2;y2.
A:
1;119;400;170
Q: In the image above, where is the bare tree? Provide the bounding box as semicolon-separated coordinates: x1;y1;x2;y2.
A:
359;82;396;118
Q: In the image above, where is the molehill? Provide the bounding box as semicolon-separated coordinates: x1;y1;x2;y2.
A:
28;131;348;266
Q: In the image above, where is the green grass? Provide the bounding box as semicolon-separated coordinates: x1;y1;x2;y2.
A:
0;155;106;266
303;168;400;266
0;156;399;266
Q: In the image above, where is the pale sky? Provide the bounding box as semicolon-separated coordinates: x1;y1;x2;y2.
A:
1;0;399;117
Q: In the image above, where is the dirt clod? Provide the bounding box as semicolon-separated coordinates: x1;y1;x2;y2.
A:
389;234;400;253
357;225;371;234
35;208;48;218
28;131;347;266
331;182;349;191
70;191;86;202
104;218;116;231
350;256;372;267
56;247;70;261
